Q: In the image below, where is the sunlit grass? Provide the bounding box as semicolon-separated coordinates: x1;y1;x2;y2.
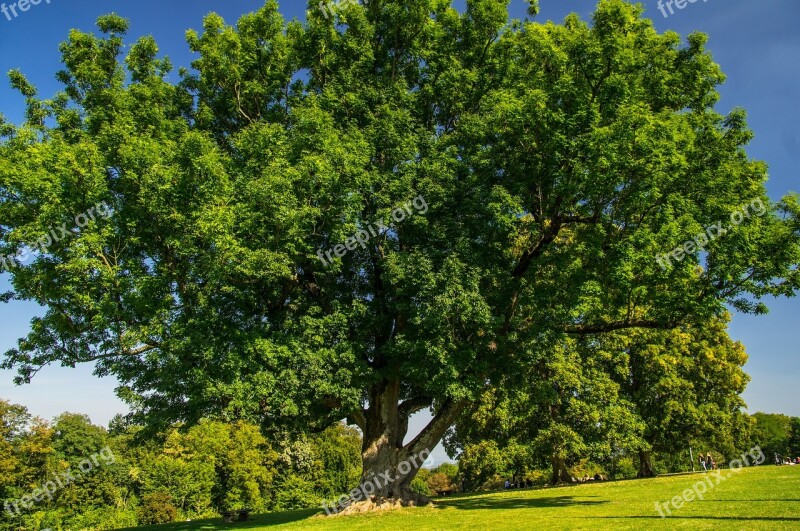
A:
120;465;800;530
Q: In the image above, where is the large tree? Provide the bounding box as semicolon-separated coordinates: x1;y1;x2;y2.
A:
447;338;644;485
609;315;752;477
2;0;799;507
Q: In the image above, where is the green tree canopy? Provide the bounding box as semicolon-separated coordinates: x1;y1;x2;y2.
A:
751;412;795;460
608;314;752;476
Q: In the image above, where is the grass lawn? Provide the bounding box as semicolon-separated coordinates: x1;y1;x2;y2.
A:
121;465;800;530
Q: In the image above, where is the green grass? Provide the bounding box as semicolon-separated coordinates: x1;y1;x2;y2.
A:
122;465;800;530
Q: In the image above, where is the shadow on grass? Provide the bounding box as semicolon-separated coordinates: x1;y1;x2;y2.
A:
434;495;608;511
699;499;800;502
594;515;800;522
118;508;320;531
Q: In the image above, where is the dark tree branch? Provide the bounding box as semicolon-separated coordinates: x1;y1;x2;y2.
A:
399;396;433;417
80;343;159;362
347;409;367;432
403;398;470;458
564;319;679;335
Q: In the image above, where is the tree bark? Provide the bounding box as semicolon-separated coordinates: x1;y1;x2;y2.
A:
550;455;573;485
637;449;656;478
330;378;468;514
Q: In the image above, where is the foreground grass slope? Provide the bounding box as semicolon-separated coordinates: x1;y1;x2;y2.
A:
122;466;800;530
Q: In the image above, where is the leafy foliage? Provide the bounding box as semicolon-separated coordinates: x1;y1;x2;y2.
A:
0;401;361;530
137;492;178;526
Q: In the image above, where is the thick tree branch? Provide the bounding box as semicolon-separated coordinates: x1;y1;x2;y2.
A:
564;319;679;335
511;225;561;279
399;396;433;417
403;398;470;457
80;343;159;362
347;409;367;432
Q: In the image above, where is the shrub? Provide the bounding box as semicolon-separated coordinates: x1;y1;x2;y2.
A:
411;476;432;496
481;474;506;491
137;492;178;526
612;457;638;480
570;459;603;480
458;441;505;491
524;469;549;486
428;472;456;494
272;474;318;511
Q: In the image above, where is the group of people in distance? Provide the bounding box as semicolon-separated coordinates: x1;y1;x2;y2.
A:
699;452;717;471
503;479;532;489
577;473;607;483
502;472;608;489
774;453;800;465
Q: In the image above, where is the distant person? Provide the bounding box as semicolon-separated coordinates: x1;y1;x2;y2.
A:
699;456;707;471
706;453;713;471
775;453;782;466
504;479;510;489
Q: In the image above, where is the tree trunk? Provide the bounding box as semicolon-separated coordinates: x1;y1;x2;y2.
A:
637;449;656;478
550;455;573;485
327;378;468;515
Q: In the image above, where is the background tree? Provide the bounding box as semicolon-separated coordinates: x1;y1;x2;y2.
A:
307;423;362;502
612;315;751;476
448;338;643;485
0;400;30;530
2;0;799;507
0;401;368;529
49;413;123;523
0;400;28;493
788;418;800;458
751;412;794;460
455;440;506;492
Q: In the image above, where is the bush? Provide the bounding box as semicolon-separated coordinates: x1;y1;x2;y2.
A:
524;469;549;486
612;457;638;480
137;492;178;526
481;474;506;491
432;463;459;483
458;441;505;491
60;506;138;531
411;476;432;496
427;472;456;494
570;459;603;480
272;474;318;511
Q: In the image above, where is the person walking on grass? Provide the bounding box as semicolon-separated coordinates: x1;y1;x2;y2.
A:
706;452;714;471
699;455;707;471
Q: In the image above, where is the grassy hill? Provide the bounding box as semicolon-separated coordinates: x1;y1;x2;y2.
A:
122;465;800;530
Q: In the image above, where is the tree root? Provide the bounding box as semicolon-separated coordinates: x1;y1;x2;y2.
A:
319;494;434;517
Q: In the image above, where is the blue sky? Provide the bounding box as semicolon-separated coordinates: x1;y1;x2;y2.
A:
1;0;798;466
